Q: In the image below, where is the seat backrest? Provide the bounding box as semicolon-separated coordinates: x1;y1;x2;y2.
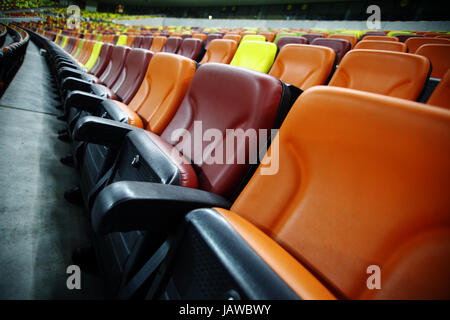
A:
131;53;196;134
360;31;386;39
139;36;153;50
231;85;450;300
205;34;223;49
223;34;242;44
126;35;136;47
274;32;297;43
329;34;357;49
276;36;307;50
161;63;287;197
110;48;153;104
199;39;237;64
354;40;407;52
269;44;335;90
415;44;450;78
77;40;95;65
181;34;192;39
258;31;275;42
162;37;183;53
230;41;277;73
150;36;167;52
90;43;113;78
177;38;204;60
241;34;266;42
405;37;450;53
329;49;430;100
311;38;350;63
395;34;423;43
427;69;450;110
83;41;103;71
192;33;207;42
132;36;142;48
115;35;127;46
302;33;324;44
364;35;399;42
99;45;130;87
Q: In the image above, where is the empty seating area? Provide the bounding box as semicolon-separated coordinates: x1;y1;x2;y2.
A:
0;3;449;302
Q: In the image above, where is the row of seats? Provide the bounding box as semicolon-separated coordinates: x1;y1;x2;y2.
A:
24;21;450;300
0;24;29;97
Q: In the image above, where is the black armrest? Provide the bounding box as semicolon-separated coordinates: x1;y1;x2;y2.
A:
62;77;93;92
57;60;78;70
58;66;85;81
64;90;105;114
73;115;139;147
91;182;232;235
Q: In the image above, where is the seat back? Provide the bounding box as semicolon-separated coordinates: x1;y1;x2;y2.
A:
199;39;237;64
364;35;399;42
311;38;350;63
192;33;207;42
329;49;430;100
126;35;136;47
132;36;142;48
276;36;307;50
302;33;324;43
77;40;95;65
269;44;335;90
241;34;266;42
177;38;204;60
231;85;450;299
415;44;450;78
90;43;113;77
329;34;357;49
205;34;223;49
150;36;167;52
161;63;287;197
99;45;130;87
115;35;127;46
360;31;386;39
162;37;182;53
83;41;103;71
139;36;153;50
230;41;277;73
110;48;153;104
427;69;450;110
405;37;450;53
258;31;275;42
274;32;297;44
354;40;407;52
131;53;196;134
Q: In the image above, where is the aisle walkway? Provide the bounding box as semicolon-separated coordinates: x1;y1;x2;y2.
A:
0;41;103;299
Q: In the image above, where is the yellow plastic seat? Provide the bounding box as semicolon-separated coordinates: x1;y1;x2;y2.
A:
82;41;103;71
241;34;266;42
230;41;277;73
116;35;127;46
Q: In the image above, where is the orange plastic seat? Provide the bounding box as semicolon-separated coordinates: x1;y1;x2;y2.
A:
415;44;450;78
354;40;407;52
223;34;242;44
405;37;450;53
208;85;450;300
192;33;207;42
150;36;167;52
258;31;275;42
427;69;450;110
363;35;399;42
269;44;335;90
329;49;430;100
199;39;237;64
328;34;357;49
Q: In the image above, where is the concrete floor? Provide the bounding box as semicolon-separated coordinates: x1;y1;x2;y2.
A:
0;41;103;299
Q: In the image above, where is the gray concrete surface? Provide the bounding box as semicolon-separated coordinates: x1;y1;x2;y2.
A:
0;41;103;299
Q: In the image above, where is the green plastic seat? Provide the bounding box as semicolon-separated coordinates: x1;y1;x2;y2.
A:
230;41;277;73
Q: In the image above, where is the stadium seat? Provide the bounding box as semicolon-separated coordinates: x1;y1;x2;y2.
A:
192;33;207;42
139;36;153;50
155;85;450;300
269;44;335;90
329;34;357;49
302;33;324;43
205;34;223;49
405;37;450;53
258;31;275;42
311;38;350;63
77;63;294;295
223;34;242;44
415;44;450;78
177;38;204;61
427;69;450;110
150;36;167;52
273;32;297;43
199;39;237;64
364;35;399;42
162;37;182;53
83;41;103;70
328;49;430;100
276;36;307;50
230;41;277;73
354;40;408;52
241;34;266;42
